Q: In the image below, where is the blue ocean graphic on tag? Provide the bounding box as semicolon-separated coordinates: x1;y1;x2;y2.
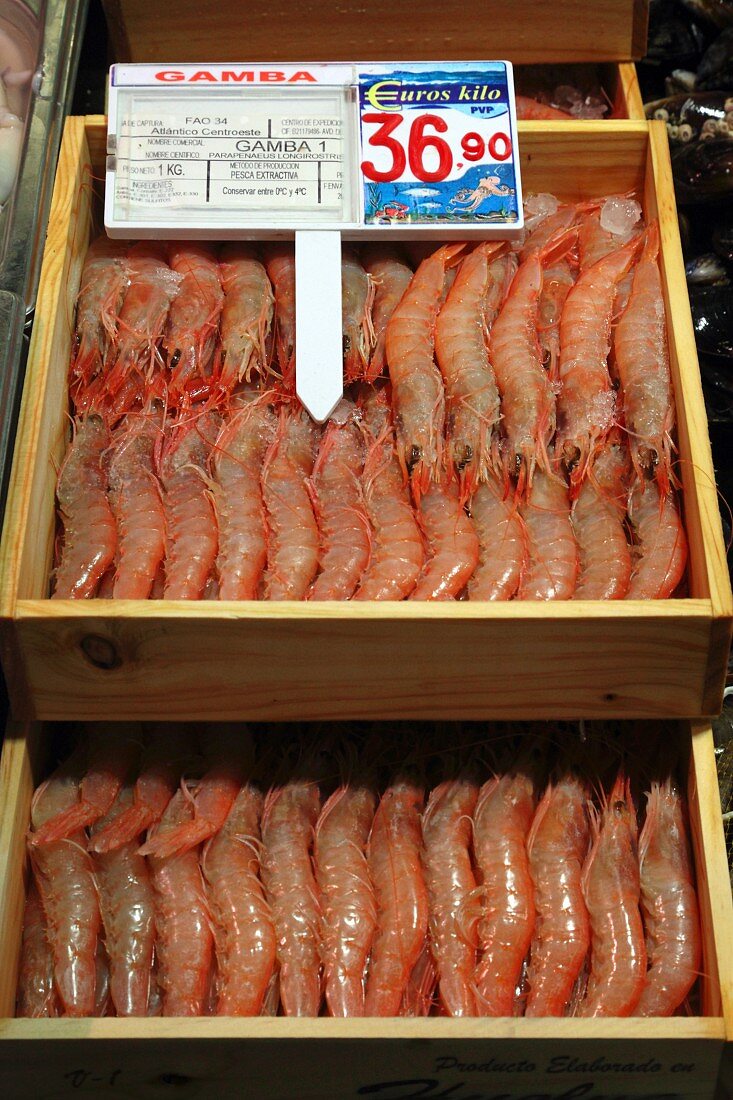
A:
364;162;518;225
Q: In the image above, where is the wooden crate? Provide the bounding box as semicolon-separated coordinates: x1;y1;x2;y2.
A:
0;719;730;1098
0;116;730;723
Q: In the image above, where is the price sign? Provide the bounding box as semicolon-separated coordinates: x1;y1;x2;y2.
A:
358;63;520;229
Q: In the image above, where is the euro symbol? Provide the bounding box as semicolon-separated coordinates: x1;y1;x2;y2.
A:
365;80;402;112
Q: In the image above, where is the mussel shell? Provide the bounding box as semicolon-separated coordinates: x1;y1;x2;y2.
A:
678;0;733;31
700;356;733;421
672;138;733;202
645;12;706;68
697;26;733;88
686;252;730;283
713;210;733;260
645;90;730;135
690;285;733;357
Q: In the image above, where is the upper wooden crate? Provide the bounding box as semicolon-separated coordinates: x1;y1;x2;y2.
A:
0;720;730;1099
102;0;650;64
0;116;730;723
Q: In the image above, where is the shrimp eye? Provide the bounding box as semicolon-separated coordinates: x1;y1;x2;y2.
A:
169;350;181;369
613;800;626;814
343;335;352;355
409;445;422;469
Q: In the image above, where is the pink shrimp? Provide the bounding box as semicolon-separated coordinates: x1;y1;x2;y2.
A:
203;781;277;1016
555;234;642;483
161;408;221;599
572;438;632;599
518;469;579;600
147;788;214;1016
385;243;465;495
525;770;591;1017
410;480;479;600
71;236;129;394
140;726;249;859
342;248;375;382
467;472;527;601
580;774;646;1017
400;943;437;1017
89;725;195;854
108;409;166;599
520;203;583;262
52;415;117;599
353;388;424;601
614;224;676;497
29;725;139;846
579;209;640;272
262;404;320;600
422;775;480;1016
28;748;100;1016
219;243;274;390
472;758;537;1017
632;777;701;1017
435;242;507;493
515;95;573;120
626;479;687;599
16;880;57;1017
260;777;322;1016
315;783;378;1016
212;395;277;600
307;408;370;600
104;242;181;400
164;242;224;401
90;784;156;1016
364;777;428;1016
491;233;573;491
537;258;575;381
263;243;296;385
362;247;413;380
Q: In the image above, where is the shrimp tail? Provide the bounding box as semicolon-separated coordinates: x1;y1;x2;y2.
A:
138;817;213;859
29;802;101;846
88;802;153;853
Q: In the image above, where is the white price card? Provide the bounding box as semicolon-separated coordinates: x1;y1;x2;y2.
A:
105;61;522;239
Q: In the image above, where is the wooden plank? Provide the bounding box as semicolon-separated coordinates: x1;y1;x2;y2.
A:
616;61;645;120
0;727;34;1018
8;599;716;721
100;1;649;65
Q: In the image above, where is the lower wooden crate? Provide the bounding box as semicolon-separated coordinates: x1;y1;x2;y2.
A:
0;720;731;1100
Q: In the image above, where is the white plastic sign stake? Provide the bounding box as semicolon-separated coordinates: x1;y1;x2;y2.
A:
295;231;343;424
105;61;522;420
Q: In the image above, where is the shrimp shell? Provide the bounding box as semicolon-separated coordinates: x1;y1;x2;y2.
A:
203;782;277;1016
72;237;129;394
421;776;480;1017
435;242;506;493
164;242;224;401
161;410;221;600
16;880;57;1017
572;441;632;600
53;415;117;599
472;764;536;1017
632;778;701;1017
260;779;322;1017
212;396;277;600
364;778;428;1017
147;788;214;1016
315;784;378;1017
29;750;101;1016
410;480;479;600
579;775;646;1017
263;244;296;386
307;413;370;600
91;785;156;1016
385;243;464;494
614;224;676;497
518;470;579;600
354;388;423;601
362;247;413;380
262;404;320;600
109;411;166;599
467;473;527;601
342;248;375;382
219;244;274;390
525;772;591;1017
626;479;687;599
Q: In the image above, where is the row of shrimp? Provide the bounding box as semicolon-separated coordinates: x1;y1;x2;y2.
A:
51;382;687;601
18;722;700;1020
